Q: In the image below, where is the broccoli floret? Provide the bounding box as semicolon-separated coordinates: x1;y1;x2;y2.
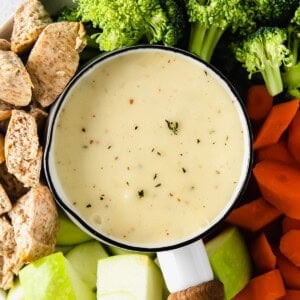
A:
282;6;300;98
160;0;187;46
186;0;256;63
253;0;300;26
233;27;293;96
74;0;185;51
56;6;81;22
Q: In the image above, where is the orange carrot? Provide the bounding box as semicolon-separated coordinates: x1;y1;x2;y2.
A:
276;251;300;289
246;85;273;122
281;290;300;300
251;233;276;273
233;282;253;300
279;230;300;267
226;197;282;232
287;110;300;164
282;216;300;234
256;140;297;165
233;269;285;300
253;160;300;219
253;99;299;150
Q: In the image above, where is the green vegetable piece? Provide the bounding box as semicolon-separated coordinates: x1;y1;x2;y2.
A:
186;0;256;62
205;226;253;300
233;26;293;96
66;241;109;291
56;210;93;246
19;252;95;300
97;254;164;300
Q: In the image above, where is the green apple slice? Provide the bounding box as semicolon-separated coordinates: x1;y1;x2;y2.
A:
56;210;93;245
97;254;163;300
19;252;95;300
6;279;24;300
205;226;252;300
66;240;108;291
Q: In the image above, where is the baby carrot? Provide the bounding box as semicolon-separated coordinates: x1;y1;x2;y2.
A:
281;290;300;300
276;250;300;289
282;216;300;234
280;230;300;267
253;160;300;219
246;85;273;122
251;233;276;273
226;197;282;232
255;140;297;165
253;99;299;150
287;110;300;164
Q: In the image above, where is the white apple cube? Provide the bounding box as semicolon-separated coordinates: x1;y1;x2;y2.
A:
19;252;95;300
66;241;109;291
97;254;163;300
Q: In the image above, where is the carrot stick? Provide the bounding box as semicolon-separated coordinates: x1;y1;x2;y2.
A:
250;269;286;300
246;85;273;122
226;197;282;232
256;140;297;165
282;216;300;234
233;283;253;300
276;250;300;289
253;99;299;150
234;269;286;300
281;290;300;300
253;160;300;219
280;230;300;267
287;110;300;163
251;233;276;273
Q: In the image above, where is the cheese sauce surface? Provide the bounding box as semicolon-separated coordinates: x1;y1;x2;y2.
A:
54;49;248;248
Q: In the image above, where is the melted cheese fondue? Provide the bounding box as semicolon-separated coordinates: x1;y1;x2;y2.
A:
53;48;249;248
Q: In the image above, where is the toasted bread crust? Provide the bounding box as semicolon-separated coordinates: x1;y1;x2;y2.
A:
4;110;41;187
0;50;33;106
11;0;52;54
8;185;58;263
26;21;86;107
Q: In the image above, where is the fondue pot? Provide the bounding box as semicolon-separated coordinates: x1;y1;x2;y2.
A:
44;45;252;299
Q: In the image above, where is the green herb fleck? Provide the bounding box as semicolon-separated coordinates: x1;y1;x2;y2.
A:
165;120;179;135
138;190;144;198
155;183;161;187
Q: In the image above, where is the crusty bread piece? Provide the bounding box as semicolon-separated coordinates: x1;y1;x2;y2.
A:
0;39;11;51
10;0;52;54
4;109;42;188
0;163;29;202
8;185;58;264
26;21;86;107
0;183;11;215
0;216;17;290
0;50;33;106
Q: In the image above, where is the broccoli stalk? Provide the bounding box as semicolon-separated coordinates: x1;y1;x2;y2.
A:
186;0;256;63
282;7;300;98
232;27;293;96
